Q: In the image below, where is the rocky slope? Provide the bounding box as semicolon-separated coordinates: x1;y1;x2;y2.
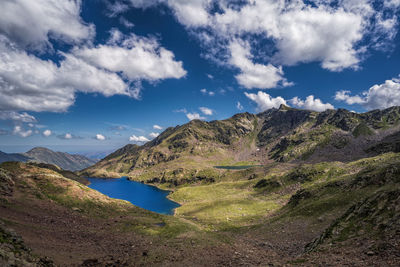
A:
0;147;97;171
82;105;400;185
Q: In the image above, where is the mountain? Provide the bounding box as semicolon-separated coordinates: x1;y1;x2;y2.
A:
0;151;31;163
24;147;97;171
81;105;400;184
2;107;400;265
0;147;97;171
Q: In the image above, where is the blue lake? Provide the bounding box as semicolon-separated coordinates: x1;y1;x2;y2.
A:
86;177;180;215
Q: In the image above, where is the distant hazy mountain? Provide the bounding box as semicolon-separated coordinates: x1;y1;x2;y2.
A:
78;150;115;161
0;151;32;163
0;147;97;171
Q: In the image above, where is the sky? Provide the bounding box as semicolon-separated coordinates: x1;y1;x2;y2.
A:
0;0;400;154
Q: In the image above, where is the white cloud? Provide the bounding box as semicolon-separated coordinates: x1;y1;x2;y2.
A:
335;77;400;110
199;107;213;115
246;91;334;112
149;132;160;138
56;133;80;140
127;1;399;81
289;95;334;112
95;134;106;141
43;129;52;137
0;27;186;112
166;0;211;28
0;37;129;112
0;0;94;50
0;111;36;122
107;1;130;17
129;135;150;142
236;101;243;111
335;90;366;105
153;125;163;130
245;91;287;112
13;125;32;138
229;40;291;89
119;17;134;28
207;74;213;79
186;112;206;121
200;88;215;96
272;6;363;71
72;30;186;82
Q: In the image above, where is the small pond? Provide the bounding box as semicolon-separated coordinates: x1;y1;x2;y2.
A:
87;177;180;215
214;165;262;170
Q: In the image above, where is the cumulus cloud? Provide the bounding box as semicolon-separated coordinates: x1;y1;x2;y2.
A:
335;77;400;110
13;125;32;138
0;0;94;50
246;91;333;112
186;112;206;121
43;129;52;137
245;91;287;112
0;37;128;112
0;111;36;122
289;96;334;112
229;40;291;89
72;30;186;82
166;0;211;27
153;125;163;130
95;134;106;141
129;135;150;142
125;1;400;84
199;107;213;115
57;133;81;140
0;28;186;112
149;132;160;138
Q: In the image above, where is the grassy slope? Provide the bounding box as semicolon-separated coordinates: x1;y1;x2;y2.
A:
1;152;399;265
0;162;235;265
168;153;400;239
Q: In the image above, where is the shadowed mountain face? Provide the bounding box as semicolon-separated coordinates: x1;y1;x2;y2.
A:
0;147;97;171
0;151;31;163
81;105;400;183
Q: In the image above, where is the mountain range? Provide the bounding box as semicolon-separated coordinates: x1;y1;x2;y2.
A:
0;147;97;171
1;105;400;265
82;105;400;183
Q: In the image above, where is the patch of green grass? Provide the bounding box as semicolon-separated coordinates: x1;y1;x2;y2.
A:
170;180;284;230
353;122;374;137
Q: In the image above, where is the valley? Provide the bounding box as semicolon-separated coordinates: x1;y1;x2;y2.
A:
1;106;400;266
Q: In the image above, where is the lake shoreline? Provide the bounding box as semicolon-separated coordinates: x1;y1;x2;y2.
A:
86;177;181;215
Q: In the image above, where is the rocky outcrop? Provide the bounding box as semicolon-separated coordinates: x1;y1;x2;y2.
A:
0;221;54;266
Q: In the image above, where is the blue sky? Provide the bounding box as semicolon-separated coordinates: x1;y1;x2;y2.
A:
0;0;400;153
